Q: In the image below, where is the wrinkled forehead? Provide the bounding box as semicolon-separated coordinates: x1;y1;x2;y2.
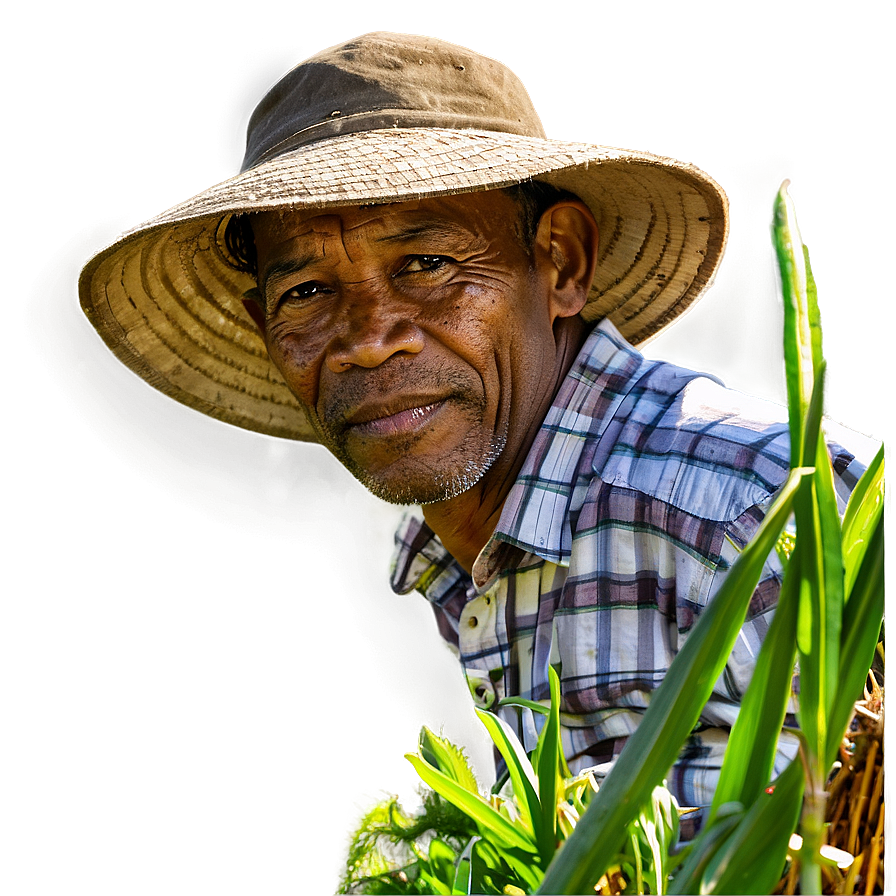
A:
252;188;521;251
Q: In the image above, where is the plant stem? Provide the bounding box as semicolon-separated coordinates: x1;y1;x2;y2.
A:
799;773;826;895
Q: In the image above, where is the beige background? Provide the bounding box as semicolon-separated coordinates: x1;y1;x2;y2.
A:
3;2;891;893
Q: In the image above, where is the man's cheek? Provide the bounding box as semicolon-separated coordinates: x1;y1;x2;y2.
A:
266;337;323;407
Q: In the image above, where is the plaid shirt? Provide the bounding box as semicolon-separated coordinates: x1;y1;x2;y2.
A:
390;320;866;810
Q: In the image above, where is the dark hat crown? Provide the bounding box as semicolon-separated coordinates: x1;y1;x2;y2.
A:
242;32;546;170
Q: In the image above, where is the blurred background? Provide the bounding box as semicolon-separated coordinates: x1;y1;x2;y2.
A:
3;2;890;893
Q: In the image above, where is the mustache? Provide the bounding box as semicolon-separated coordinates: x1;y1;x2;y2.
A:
318;364;481;433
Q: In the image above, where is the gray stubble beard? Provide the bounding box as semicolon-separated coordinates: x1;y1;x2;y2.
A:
312;409;508;506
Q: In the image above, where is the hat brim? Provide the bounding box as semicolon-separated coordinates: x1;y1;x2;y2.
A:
79;127;728;441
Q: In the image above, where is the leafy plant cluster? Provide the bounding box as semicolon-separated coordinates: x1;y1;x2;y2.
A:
340;184;885;895
341;667;681;895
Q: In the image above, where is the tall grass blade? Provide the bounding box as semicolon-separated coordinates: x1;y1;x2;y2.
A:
842;445;885;594
774;183;842;894
668;808;744;895
791;363;825;660
812;417;846;701
828;445;884;766
709;545;800;816
776;180;834;766
774;181;818;466
536;469;806;894
701;759;804;894
802;244;823;379
794;443;844;769
826;514;884;766
534;667;562;864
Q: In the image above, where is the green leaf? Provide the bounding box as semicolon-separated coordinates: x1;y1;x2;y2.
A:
802;242;824;382
533;667;562;864
469;836;539;895
419;727;481;795
536;467;806;895
709;544;799;817
826;513;884;766
668;806;744;895
475;708;539;838
468;856;488;896
639;786;677;896
775;185;841;778
793;363;827;658
406;753;538;855
469;838;524;895
793;369;843;771
842;445;885;594
630;827;645;894
773;184;821;467
498;697;551;716
418;867;453;895
498;846;545;892
701;759;803;894
813;416;846;698
451;869;469;894
794;365;842;772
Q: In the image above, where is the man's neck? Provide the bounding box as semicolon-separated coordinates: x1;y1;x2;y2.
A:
422;317;589;573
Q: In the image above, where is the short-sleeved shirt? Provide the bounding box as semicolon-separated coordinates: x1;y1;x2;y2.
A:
390;319;866;808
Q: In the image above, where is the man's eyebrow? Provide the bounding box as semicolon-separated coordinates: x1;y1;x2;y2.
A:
373;220;474;244
259;220;475;290
260;253;318;293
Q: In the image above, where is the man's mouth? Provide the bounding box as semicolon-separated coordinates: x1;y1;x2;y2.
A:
344;399;447;438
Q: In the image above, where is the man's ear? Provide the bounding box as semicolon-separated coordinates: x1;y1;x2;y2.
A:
241;288;266;336
533;201;599;320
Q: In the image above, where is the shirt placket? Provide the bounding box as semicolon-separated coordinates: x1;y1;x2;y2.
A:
457;583;504;712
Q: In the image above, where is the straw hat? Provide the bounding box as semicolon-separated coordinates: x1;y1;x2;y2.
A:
79;31;728;442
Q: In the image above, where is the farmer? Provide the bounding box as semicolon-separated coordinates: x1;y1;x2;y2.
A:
79;32;865;817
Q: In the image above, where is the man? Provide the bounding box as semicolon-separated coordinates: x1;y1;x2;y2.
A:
79;32;865;815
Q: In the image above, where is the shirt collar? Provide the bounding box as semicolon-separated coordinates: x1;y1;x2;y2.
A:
471;319;650;588
390;319;652;599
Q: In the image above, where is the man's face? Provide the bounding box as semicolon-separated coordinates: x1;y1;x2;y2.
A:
253;190;567;505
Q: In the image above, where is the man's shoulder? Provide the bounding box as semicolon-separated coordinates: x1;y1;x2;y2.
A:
582;355;873;527
588;362;793;525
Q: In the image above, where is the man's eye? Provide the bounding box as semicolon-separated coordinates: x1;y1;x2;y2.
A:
399;255;453;274
279;282;328;303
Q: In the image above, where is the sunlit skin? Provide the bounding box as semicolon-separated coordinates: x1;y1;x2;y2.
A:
247;190;599;572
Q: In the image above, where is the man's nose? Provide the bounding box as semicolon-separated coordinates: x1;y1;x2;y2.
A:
325;296;424;372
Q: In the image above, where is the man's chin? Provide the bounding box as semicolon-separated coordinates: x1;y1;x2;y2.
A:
311;405;507;505
344;440;506;506
352;461;491;506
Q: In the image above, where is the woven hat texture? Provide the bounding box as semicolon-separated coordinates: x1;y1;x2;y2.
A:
79;32;729;441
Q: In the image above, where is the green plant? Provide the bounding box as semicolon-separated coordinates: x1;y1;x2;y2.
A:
340;666;682;895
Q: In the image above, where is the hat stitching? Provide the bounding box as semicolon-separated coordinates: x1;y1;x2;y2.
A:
617;199;674;323
180;251;270;363
130;294;299;408
140;240;293;398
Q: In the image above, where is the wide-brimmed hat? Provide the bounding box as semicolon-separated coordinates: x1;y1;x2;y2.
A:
79;31;728;442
